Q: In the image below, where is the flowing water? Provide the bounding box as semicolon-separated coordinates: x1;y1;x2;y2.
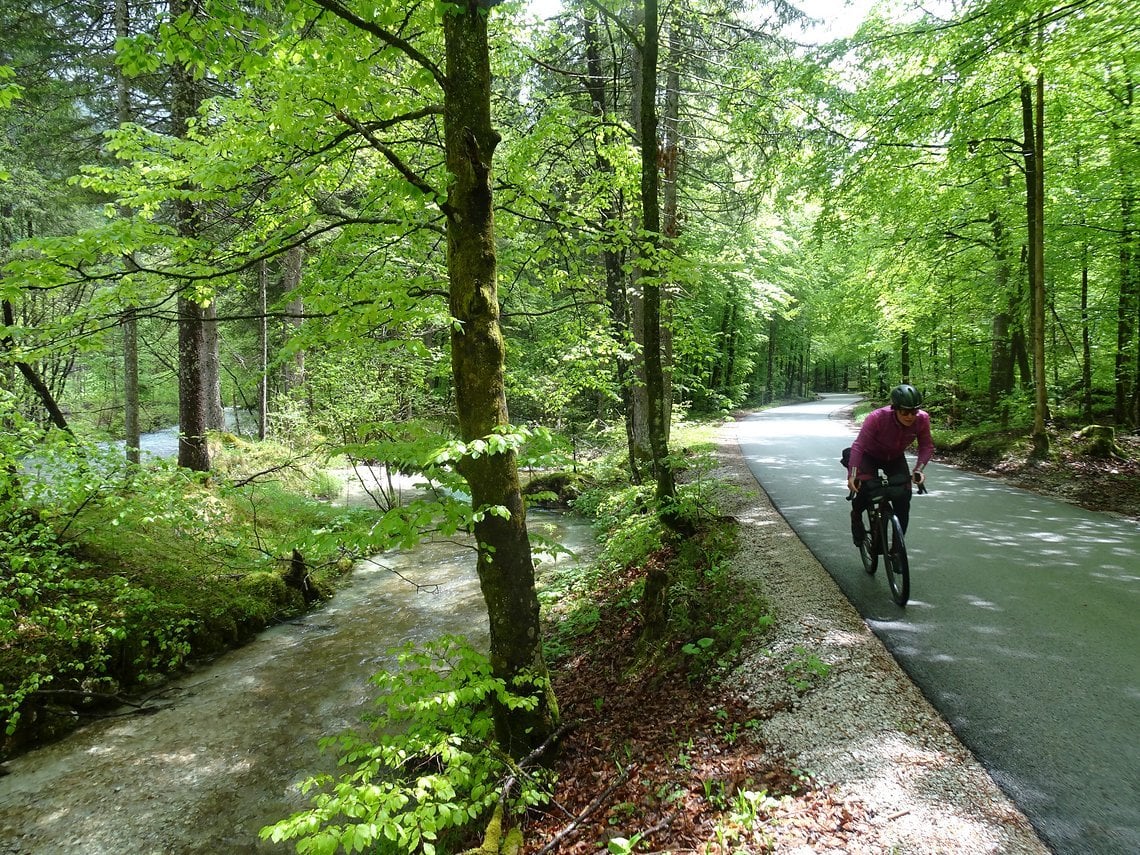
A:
0;466;595;854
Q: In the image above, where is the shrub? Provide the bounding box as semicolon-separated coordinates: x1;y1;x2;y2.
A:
261;636;553;855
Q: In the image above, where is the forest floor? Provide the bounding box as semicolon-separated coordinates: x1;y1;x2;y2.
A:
525;418;1139;854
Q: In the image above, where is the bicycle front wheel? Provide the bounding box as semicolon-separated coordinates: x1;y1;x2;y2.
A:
858;508;878;575
884;514;910;606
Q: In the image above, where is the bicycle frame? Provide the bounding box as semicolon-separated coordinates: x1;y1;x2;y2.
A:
853;472;912;606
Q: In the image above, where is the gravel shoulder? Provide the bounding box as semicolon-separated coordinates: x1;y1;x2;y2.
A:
713;421;1050;854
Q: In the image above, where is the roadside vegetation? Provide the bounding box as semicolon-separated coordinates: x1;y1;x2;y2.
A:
259;418;790;855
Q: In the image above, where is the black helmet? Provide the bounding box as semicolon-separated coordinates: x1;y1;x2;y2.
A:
890;384;922;408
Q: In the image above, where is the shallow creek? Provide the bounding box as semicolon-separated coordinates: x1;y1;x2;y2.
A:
0;474;595;854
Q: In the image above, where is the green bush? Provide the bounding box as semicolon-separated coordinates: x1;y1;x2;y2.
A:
567;424;774;680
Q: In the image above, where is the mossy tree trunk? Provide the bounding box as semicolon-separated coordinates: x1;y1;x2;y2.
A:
443;0;554;760
171;0;209;473
636;0;674;507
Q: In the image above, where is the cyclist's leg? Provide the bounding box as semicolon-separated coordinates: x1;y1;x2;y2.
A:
883;455;913;533
850;490;869;544
850;454;884;544
850;465;876;544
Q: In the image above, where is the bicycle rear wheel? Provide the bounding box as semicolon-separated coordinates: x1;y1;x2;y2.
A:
884;514;910;606
858;508;878;575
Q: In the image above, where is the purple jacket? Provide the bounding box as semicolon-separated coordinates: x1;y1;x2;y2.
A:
849;406;933;475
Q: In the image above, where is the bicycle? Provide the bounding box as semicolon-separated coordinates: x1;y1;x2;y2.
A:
848;472;926;606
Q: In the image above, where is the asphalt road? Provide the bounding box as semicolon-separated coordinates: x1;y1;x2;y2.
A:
736;394;1140;855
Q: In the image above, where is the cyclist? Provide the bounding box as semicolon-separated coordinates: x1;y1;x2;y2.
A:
847;384;933;545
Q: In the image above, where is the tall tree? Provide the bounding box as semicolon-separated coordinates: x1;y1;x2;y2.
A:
1020;15;1048;455
115;0;141;462
581;6;640;480
290;0;555;756
635;0;674;506
170;0;209;471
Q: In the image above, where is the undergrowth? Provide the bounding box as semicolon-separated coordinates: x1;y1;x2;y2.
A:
555;424;771;681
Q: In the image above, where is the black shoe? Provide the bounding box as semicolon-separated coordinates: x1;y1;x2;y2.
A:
852;527;865;547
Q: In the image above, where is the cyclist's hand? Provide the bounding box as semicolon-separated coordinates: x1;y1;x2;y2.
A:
913;470;926;487
847;474;859;494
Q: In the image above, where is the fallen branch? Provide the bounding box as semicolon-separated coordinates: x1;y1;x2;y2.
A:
231;461;300;488
533;768;632;855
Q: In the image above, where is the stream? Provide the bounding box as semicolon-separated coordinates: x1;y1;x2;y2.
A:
0;468;596;854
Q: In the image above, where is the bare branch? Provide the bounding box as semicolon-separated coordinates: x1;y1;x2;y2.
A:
334;110;447;210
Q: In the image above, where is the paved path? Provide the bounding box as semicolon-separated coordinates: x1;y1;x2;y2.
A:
736;394;1140;855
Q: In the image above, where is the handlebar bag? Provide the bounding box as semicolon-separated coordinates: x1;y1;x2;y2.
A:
862;470;912;502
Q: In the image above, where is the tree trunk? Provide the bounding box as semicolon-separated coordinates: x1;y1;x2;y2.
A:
582;12;639;482
115;0;140;463
1116;165;1137;426
765;316;777;403
282;246;306;395
659;19;682;442
637;0;674;507
122;308;140;459
1012;324;1032;389
177;294;210;471
987;202;1015;405
1080;241;1092;421
629;289;653;477
204;302;224;431
171;0;209;472
989;311;1012;405
1021;46;1048;457
258;259;268;441
634;0;679;648
442;0;553;760
625;4;654;483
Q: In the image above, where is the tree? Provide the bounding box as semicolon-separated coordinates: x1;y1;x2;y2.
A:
634;0;675;508
1021;46;1048;455
169;0;210;472
115;0;141;462
437;0;556;756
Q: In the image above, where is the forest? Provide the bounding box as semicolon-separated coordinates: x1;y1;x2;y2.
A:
1;0;1137;851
